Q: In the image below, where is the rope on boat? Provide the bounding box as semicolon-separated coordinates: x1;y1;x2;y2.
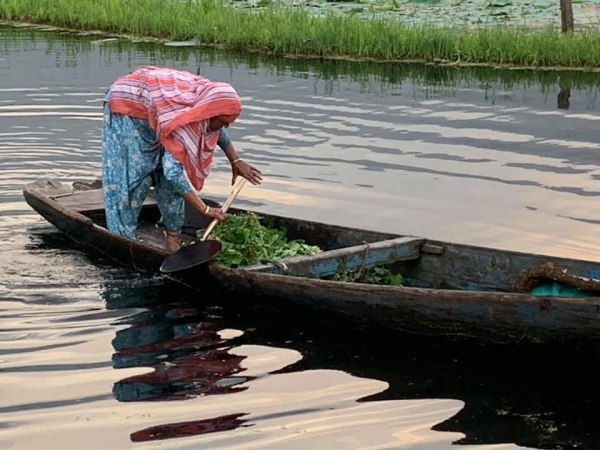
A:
260;259;288;273
514;262;600;293
351;241;371;282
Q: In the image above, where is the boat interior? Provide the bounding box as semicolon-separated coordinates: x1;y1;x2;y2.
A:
32;180;600;295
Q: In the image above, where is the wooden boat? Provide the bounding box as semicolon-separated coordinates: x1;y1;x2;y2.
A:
23;179;600;346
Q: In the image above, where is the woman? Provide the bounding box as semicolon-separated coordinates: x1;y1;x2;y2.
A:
101;66;262;252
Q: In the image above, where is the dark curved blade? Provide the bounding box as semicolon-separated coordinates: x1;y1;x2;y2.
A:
159;239;222;273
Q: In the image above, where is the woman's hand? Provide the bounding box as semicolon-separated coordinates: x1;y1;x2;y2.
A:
205;206;227;223
183;191;228;224
232;160;262;186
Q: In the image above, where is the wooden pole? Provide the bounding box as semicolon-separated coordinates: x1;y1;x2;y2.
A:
560;0;574;33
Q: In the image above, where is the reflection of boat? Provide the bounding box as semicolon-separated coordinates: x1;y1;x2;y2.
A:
104;279;599;449
23;179;600;345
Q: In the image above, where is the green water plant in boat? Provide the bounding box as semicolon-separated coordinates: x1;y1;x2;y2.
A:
196;212;321;268
333;266;404;286
193;212;404;285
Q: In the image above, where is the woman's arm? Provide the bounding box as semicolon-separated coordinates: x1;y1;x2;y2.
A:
218;129;263;185
161;151;226;222
218;128;239;163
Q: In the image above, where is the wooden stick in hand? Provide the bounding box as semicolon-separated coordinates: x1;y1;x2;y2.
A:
201;178;247;241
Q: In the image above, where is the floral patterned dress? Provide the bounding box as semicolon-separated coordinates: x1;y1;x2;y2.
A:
101;102;231;239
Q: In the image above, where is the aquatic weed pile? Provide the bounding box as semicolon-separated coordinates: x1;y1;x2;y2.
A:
333;266;404;286
199;212;404;286
3;0;600;68
199;212;322;268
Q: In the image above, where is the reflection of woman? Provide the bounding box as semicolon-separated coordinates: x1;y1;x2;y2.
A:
108;290;250;403
102;66;262;252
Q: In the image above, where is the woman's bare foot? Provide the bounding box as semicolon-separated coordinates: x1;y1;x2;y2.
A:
164;230;181;252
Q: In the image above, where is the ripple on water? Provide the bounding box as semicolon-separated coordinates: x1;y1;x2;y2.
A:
3;25;600;450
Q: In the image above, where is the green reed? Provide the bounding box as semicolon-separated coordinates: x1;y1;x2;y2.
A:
2;0;600;68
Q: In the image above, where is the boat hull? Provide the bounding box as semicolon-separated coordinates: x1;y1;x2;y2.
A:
23;180;600;346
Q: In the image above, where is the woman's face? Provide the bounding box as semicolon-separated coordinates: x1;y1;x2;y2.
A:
209;115;236;131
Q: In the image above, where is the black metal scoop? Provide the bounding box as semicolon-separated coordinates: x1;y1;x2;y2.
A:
159;179;246;274
159;239;222;273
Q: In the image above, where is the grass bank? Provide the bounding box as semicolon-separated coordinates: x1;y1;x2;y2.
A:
2;0;600;68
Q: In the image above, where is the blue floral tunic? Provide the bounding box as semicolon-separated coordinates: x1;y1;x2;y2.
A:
101;101;231;239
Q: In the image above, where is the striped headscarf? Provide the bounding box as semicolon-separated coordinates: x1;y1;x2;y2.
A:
107;66;242;190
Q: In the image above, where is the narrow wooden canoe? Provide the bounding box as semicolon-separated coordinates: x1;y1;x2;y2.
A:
23;179;600;346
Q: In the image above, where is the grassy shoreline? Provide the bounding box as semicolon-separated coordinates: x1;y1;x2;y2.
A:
2;0;600;69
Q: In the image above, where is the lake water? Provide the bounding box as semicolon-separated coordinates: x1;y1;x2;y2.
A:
1;24;600;450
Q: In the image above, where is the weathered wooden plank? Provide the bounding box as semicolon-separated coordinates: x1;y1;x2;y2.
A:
24;185;167;272
407;242;600;292
212;268;600;344
245;237;423;278
53;188;156;213
25;180;76;197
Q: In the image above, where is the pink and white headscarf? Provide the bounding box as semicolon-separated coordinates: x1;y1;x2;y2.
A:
108;66;242;190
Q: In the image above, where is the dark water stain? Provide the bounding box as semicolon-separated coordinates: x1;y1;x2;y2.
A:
505;162;592;174
556;214;600;225
0;395;114;414
0;361;112;373
416;153;494;163
130;412;252;443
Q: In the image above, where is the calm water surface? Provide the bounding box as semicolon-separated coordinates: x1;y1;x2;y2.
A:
1;25;600;450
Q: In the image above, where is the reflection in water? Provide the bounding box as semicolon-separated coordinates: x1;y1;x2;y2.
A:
3;25;600;101
101;282;537;449
98;279;600;450
106;289;253;442
558;88;571;110
112;322;251;402
130;412;250;443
